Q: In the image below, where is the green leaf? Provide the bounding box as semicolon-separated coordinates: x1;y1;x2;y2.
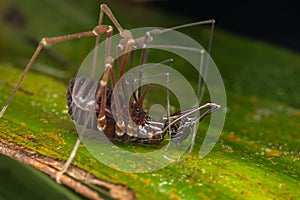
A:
0;0;299;199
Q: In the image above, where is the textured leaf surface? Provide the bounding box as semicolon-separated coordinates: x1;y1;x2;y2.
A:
0;0;299;199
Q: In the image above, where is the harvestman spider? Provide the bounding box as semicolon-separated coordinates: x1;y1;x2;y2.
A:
0;4;220;182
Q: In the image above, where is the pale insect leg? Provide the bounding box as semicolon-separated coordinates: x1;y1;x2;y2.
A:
55;137;81;183
56;109;96;183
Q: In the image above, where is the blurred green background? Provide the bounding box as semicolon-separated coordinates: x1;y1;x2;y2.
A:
0;0;299;199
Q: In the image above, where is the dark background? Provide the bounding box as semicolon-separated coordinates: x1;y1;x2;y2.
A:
147;0;300;52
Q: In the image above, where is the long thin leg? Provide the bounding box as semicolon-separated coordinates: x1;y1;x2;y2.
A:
56;104;100;183
96;25;114;130
96;64;112;130
0;43;42;118
100;4;123;33
197;50;205;101
112;62;127;137
113;82;126;136
56;137;81;183
0;26;110;118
